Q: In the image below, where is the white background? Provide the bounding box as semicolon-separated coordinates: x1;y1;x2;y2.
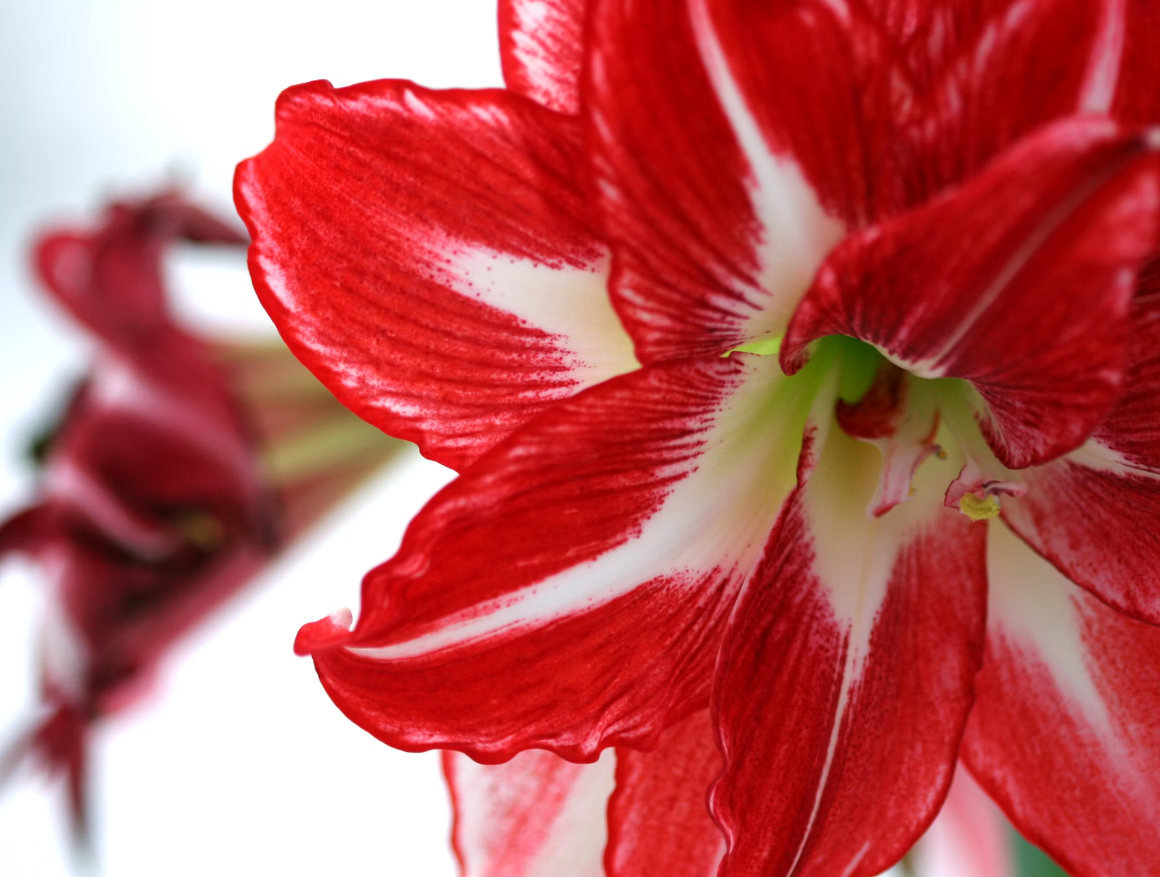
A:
0;2;498;874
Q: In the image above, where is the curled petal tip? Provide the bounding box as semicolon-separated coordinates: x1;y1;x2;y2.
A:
294;608;354;656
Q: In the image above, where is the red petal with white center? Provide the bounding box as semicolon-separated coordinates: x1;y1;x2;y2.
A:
297;354;823;761
911;764;1014;877
783;117;1160;470
498;0;586;114
961;521;1160;877
586;0;844;363
606;709;724;877
235;79;637;471
444;748;615;877
710;427;987;877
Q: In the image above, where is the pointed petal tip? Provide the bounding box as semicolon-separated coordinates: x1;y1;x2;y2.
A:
294;608;353;656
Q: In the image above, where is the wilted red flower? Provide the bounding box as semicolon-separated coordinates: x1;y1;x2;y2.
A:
0;192;399;839
236;2;1160;875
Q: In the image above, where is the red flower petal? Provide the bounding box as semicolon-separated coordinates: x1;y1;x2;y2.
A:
606;709;724;877
235;79;637;471
994;255;1160;624
586;0;844;363
1106;0;1160;127
1091;253;1160;466
711;427;986;877
444;748;615;877
498;0;587;114
783;117;1160;469
1000;451;1160;630
297;354;817;761
962;521;1160;877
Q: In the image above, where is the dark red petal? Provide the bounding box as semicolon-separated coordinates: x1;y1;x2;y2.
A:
783;118;1160;470
911;764;1015;877
962;522;1160;877
606;710;724;877
1091;253;1160;466
711;427;987;877
299;354;814;761
45;354;272;551
444;748;615;877
235;79;637;471
498;0;587;114
1109;1;1160;127
32;192;244;353
586;0;845;363
888;0;1115;199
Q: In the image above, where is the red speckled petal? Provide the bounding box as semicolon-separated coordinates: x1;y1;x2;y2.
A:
296;354;821;761
962;521;1160;877
236;79;637;471
783;117;1160;469
498;0;587;114
711;427;986;877
444;748;615;877
606;709;724;877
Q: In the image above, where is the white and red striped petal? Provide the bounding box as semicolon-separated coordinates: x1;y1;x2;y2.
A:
444;748;615;877
235;79;637;471
498;0;587;114
586;0;844;363
710;427;987;877
911;764;1014;877
962;521;1160;877
296;354;823;761
606;710;724;877
783;117;1160;470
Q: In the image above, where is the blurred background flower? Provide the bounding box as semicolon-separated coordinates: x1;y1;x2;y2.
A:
0;1;500;873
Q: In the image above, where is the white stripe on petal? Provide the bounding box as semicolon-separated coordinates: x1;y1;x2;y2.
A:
352;357;816;660
688;0;845;341
446;247;639;381
986;520;1113;732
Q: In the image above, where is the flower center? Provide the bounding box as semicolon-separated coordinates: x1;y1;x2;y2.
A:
828;343;1026;521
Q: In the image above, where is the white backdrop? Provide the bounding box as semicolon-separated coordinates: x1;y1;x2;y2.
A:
0;2;498;874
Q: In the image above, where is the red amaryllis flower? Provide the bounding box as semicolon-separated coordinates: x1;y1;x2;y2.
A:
0;192;399;839
236;2;1160;875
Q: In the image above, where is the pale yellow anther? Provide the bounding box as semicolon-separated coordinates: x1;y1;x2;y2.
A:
958;492;1002;522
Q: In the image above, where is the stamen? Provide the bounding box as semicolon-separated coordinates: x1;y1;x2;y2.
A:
958;492;1002;521
836;362;943;518
944;459;1026;522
